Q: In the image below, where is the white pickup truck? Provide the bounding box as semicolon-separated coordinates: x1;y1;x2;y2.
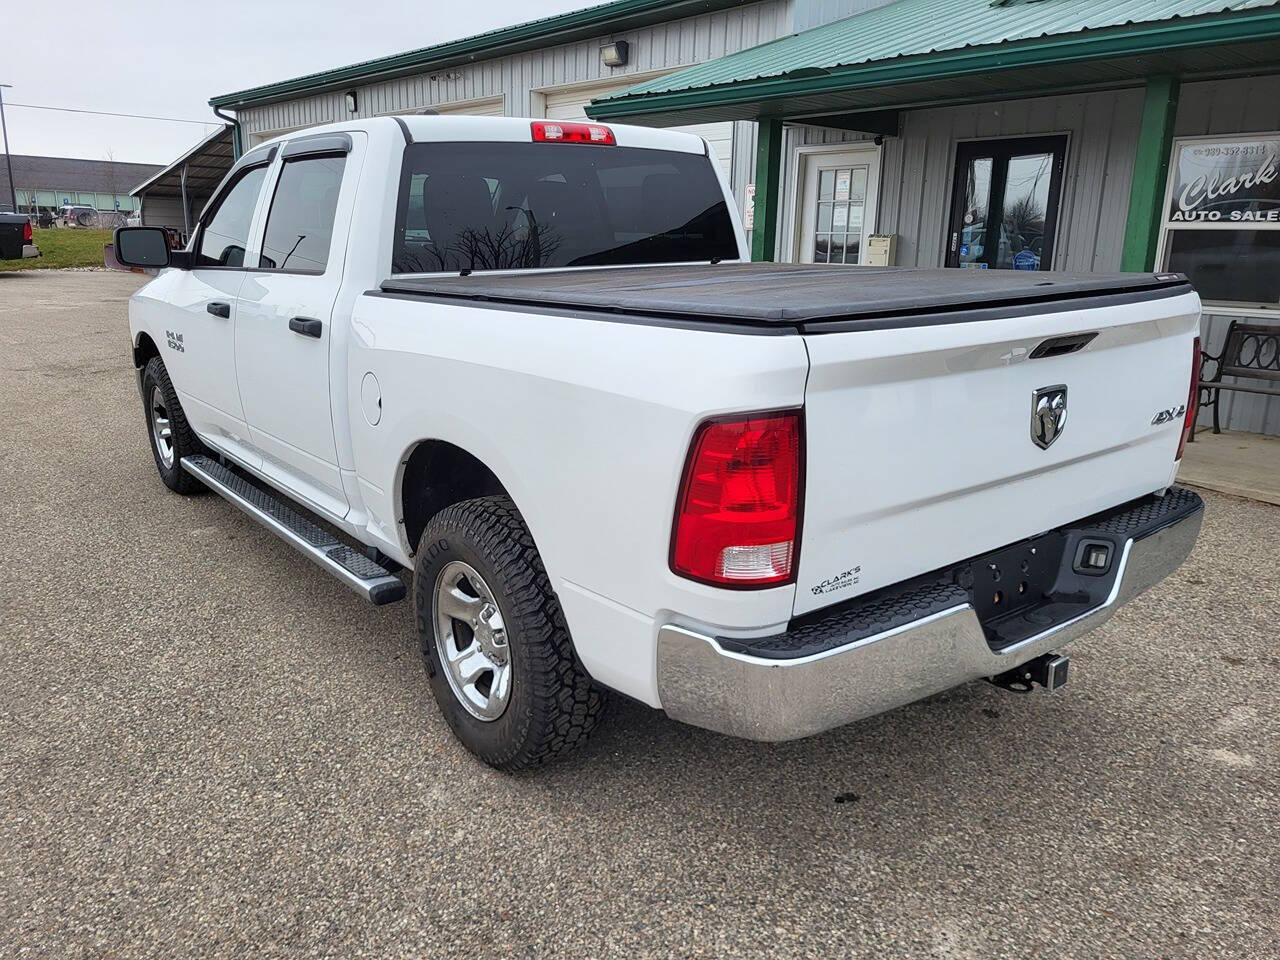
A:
115;115;1205;771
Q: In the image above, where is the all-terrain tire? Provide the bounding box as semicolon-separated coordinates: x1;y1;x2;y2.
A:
414;496;607;771
140;355;205;495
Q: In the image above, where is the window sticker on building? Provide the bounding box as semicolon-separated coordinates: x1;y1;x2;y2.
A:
1161;134;1280;308
1169;137;1280;223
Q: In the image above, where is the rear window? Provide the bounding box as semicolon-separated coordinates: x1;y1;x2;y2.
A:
391;141;738;273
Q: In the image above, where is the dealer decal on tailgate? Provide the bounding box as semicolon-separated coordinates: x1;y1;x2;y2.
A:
812;566;861;597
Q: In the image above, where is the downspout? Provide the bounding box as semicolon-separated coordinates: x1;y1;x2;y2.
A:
212;104;243;160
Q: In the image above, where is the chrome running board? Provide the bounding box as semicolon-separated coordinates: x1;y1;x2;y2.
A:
181;454;405;606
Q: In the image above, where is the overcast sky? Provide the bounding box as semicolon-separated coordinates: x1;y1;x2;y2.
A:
4;0;583;166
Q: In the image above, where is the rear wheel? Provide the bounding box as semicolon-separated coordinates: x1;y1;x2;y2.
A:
141;356;204;495
414;496;607;771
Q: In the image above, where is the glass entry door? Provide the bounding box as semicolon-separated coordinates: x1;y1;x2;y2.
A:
798;147;880;264
947;136;1066;270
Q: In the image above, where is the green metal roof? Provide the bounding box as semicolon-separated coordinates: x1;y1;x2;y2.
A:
210;0;749;109
588;0;1280;120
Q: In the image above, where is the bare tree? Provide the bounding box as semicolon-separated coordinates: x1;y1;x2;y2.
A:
101;148;123;228
395;220;563;273
1002;193;1046;250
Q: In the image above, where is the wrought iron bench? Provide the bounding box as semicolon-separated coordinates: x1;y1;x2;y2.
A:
1193;321;1280;437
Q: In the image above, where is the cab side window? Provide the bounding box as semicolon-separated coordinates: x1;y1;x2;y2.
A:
195;166;268;268
258;155;347;273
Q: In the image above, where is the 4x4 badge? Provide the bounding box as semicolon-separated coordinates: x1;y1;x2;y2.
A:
1031;385;1067;450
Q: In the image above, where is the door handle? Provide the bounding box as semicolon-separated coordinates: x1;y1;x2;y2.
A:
206;301;231;318
289;317;323;338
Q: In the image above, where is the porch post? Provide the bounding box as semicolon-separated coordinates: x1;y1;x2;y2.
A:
180;163;191;239
750;117;784;262
1120;76;1180;272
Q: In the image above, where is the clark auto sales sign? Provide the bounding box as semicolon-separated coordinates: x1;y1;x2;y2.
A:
1170;137;1280;223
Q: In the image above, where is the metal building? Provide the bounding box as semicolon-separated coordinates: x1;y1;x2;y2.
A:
588;0;1280;435
0;154;159;221
201;0;1280;434
208;0;794;226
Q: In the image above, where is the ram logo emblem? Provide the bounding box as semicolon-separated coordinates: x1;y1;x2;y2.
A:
1031;385;1068;450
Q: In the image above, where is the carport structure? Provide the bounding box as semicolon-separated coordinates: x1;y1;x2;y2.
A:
130;125;234;239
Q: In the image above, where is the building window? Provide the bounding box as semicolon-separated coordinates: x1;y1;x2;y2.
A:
1159;134;1280;311
946;135;1066;271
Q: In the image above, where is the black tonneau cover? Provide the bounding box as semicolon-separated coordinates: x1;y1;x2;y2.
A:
378;263;1193;333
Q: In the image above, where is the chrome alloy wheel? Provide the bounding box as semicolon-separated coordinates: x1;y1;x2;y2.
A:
432;560;512;721
149;385;175;469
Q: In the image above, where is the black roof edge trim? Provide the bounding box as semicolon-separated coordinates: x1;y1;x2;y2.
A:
364;289;799;336
281;132;354;158
393;116;412;144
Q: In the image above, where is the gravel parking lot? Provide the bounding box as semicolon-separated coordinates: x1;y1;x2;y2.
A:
2;269;1277;959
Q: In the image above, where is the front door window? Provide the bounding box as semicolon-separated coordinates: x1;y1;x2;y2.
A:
947;136;1066;271
798;147;880;264
813;165;869;264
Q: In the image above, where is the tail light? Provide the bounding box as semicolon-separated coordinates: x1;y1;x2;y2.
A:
22;219;32;243
530;120;615;145
1176;336;1201;461
670;410;804;588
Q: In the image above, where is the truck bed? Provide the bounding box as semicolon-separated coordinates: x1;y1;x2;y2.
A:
379;263;1191;332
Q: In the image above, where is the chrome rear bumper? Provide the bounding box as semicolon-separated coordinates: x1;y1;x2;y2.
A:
656;490;1203;742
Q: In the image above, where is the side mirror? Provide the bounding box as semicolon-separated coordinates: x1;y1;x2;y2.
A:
114;226;175;269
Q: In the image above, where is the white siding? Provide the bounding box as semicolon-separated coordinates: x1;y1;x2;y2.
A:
543;78;735;182
769;92;1142;270
139;196;187;230
431;96;505;117
237;0;791;201
792;0;896;31
871;90;1145;271
766;81;1279;435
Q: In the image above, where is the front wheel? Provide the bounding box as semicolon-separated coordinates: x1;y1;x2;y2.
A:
414;496;607;771
140;356;204;495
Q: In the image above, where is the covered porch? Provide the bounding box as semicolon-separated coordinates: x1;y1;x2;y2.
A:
588;0;1280;448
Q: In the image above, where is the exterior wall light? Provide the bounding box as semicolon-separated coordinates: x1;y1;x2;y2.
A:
601;41;629;68
345;91;359;113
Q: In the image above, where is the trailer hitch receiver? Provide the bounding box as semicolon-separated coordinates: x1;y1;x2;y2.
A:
990;653;1069;694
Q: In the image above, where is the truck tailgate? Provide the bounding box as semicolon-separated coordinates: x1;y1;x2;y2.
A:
794;288;1201;616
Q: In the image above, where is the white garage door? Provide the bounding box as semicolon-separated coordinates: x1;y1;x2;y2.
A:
249;126;303;147
543;82;733;182
430;96;505;117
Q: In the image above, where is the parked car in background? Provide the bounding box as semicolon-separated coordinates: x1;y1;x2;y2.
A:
60;205;100;228
0;214;40;261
